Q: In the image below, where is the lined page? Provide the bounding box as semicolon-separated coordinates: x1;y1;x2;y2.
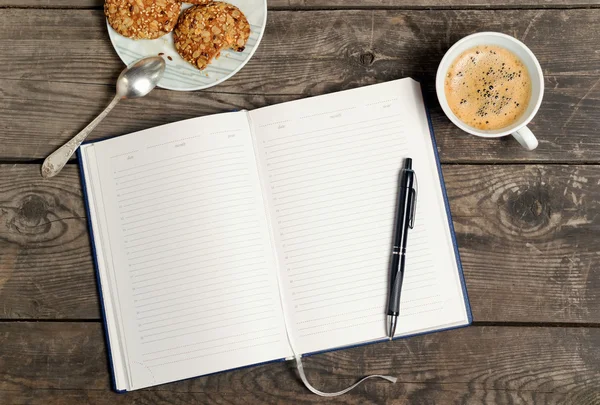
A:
80;112;292;391
249;79;469;355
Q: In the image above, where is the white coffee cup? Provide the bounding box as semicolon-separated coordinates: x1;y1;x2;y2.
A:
435;32;544;151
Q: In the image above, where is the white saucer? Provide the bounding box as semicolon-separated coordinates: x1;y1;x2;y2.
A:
106;1;267;92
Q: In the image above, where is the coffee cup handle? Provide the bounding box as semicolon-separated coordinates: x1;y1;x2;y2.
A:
511;126;538;151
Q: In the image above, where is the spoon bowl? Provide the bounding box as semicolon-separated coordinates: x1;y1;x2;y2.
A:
117;57;166;98
42;56;165;178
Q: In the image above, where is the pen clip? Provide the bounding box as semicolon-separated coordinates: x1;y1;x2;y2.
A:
409;171;418;229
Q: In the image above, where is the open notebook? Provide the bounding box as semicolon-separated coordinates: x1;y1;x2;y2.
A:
79;78;471;392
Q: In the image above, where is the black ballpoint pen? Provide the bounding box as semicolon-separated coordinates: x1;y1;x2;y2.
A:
387;157;417;340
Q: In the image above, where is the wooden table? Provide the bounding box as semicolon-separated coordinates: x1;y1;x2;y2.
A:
1;0;599;403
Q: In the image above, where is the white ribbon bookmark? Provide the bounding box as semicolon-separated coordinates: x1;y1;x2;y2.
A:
295;355;397;397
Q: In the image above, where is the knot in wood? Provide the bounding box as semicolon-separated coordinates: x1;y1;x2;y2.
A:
507;187;551;227
18;195;48;226
359;51;375;66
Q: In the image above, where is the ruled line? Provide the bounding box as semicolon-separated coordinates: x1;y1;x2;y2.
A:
287;249;388;273
291;268;384;289
130;252;265;280
120;183;252;208
269;154;401;184
270;161;401;191
134;277;270;304
292;276;384;298
118;172;249;197
299;319;383;337
131;257;265;284
288;255;386;278
123;208;255;236
266;144;406;178
139;303;275;333
116;162;246;187
129;244;264;271
299;107;355;119
287;238;390;261
292;280;385;302
133;270;268;297
298;313;382;332
138;296;272;328
294;290;384;314
141;309;275;339
147;133;206;148
144;333;281;362
111;149;139;159
263;119;399;153
124;215;257;241
280;205;395;232
274;184;394;211
136;289;270;317
122;197;255;227
281;212;394;236
266;137;404;171
265;127;401;162
119;182;252;204
142;327;277;356
295;306;382;324
133;265;267;291
127;229;260;258
271;171;396;198
263;115;397;146
141;316;277;344
146;339;281;367
115;146;243;174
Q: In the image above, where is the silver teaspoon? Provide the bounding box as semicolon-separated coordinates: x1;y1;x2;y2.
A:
41;56;166;178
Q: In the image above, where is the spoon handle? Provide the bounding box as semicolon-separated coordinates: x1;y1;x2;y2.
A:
41;94;121;178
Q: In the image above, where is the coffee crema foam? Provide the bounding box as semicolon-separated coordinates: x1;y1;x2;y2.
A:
444;45;532;131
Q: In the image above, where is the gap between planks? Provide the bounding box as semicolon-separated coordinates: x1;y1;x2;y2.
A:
1;5;600;10
2;320;600;328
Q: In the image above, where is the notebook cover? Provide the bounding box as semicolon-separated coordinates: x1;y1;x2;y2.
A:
76;81;472;389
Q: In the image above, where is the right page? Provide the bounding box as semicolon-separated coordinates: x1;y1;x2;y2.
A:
249;78;470;355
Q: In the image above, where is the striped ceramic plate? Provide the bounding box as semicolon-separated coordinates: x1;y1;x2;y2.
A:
107;1;267;91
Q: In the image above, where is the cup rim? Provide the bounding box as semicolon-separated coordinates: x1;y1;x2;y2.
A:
435;31;544;138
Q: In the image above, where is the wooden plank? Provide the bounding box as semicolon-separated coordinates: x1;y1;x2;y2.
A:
1;9;599;162
1;322;599;403
2;0;600;9
1;164;599;322
3;9;600;88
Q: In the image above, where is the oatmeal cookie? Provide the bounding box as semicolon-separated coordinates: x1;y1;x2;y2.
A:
173;2;251;70
177;0;210;4
220;2;250;52
105;0;181;40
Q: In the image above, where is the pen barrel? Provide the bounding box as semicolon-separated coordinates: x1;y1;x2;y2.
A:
387;254;405;316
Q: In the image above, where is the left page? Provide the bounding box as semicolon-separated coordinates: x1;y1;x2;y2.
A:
80;112;293;391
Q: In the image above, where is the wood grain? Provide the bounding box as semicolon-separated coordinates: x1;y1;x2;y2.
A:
1;322;600;404
2;0;600;9
0;165;98;319
1;9;599;162
1;164;599;322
